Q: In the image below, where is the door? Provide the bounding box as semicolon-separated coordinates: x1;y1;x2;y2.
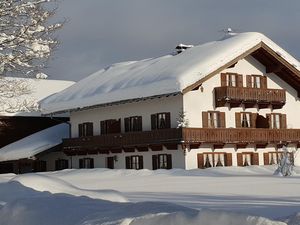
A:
107;157;114;169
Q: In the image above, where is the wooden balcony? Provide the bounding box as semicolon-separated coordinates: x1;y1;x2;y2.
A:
182;128;300;145
63;128;182;154
214;86;286;108
63;127;300;155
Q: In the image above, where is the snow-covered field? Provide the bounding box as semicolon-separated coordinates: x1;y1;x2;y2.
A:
0;166;299;225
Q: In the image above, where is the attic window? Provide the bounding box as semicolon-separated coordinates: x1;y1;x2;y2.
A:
175;43;194;54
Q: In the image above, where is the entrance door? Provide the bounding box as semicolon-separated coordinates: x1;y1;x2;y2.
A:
107;157;114;169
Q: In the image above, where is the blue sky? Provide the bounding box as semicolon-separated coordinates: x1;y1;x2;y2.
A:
46;0;300;81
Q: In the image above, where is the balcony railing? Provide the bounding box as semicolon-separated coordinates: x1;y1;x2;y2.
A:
214;86;286;108
63;127;300;153
182;128;300;144
63;128;182;150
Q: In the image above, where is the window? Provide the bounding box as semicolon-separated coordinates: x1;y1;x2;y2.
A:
151;112;171;130
236;112;257;128
78;122;93;137
202;153;227;168
100;119;121;134
55;159;69;170
202;111;225;128
267;113;287;129
237;153;259;166
125;156;143;170
124;116;142;132
265;152;293;165
246;75;267;89
152;154;172;170
79;158;94;169
242;153;252;166
220;73;243;87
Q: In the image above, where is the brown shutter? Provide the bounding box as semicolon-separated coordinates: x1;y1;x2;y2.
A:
138;116;142;131
246;75;252;87
237;74;243;87
167;154;172;169
219;112;226;128
100;121;105;135
226;153;232;166
87;123;93;136
125;156;131;169
221;73;227;86
79;159;84;168
151;114;157;130
152;155;158;170
78;124;83;137
235;112;241;128
266;114;271;128
237;153;243;166
138;156;143;169
263;153;269;165
165;112;171;128
252;153;259;165
281;114;287;129
202;112;208;128
90;158;94;168
251;113;257;128
124;117;130;132
197;154;204;169
261;76;267;89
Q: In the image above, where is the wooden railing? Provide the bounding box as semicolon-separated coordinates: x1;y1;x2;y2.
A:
63;128;182;150
215;86;286;107
182;128;300;143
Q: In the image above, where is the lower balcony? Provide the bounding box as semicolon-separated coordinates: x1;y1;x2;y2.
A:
62;128;300;155
214;86;286;108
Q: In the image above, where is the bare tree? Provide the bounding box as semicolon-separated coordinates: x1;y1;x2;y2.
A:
0;0;63;113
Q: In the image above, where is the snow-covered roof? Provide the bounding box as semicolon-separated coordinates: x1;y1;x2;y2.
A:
40;32;300;114
0;77;74;116
0;123;69;162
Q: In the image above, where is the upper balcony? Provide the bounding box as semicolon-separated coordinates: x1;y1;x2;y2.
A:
214;86;286;109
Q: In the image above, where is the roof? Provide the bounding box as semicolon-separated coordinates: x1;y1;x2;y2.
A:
0;123;69;162
39;32;300;115
0;77;74;116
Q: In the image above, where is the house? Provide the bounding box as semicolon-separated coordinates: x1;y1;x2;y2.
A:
39;32;300;171
0;77;74;173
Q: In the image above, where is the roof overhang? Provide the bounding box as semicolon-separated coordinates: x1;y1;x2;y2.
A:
183;41;300;97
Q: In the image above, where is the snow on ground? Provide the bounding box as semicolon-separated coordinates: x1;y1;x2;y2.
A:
0;166;299;225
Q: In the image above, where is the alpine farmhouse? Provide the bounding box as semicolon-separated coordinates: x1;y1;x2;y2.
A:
40;32;300;171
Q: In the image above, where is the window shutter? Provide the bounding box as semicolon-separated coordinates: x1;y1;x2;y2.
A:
237;153;243;166
117;119;121;133
246;75;252;87
79;159;84;169
55;160;59;170
251;153;259;165
125;156;131;169
166;154;172;169
225;153;232;166
138;156;143;169
237;74;243;87
219;112;226;128
100;121;105;135
281;114;287;129
261;76;267;89
124;118;130;132
220;73;227;86
152;155;158;170
202;112;208;128
87;123;93;136
151;114;157;130
90;158;94;168
235;113;241;128
251;113;257;128
263;153;269;165
266;114;271;128
197;154;204;169
78;124;83;137
138;116;142;131
165;112;171;129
